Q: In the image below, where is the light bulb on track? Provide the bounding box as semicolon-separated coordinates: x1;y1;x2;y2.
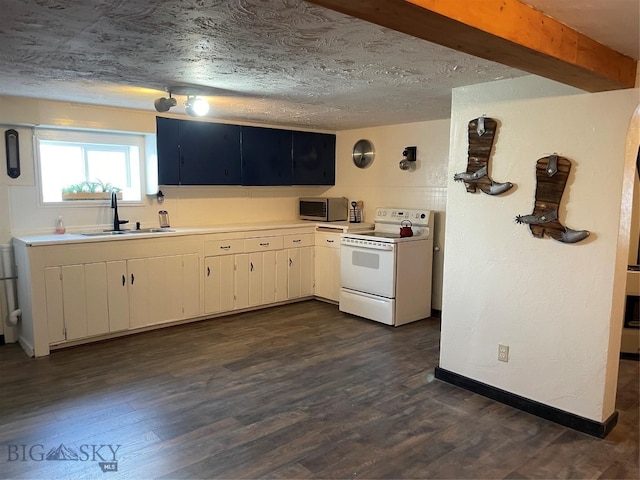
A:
185;96;209;117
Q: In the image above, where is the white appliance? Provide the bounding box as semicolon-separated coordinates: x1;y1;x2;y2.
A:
339;207;434;326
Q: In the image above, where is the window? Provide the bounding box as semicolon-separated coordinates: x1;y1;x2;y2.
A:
36;129;144;203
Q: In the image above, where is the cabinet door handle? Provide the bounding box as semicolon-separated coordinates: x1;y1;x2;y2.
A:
122;274;125;286
327;239;334;243
250;262;254;271
131;273;135;285
289;258;292;267
207;266;210;277
220;245;231;250
293;239;301;243
259;242;269;247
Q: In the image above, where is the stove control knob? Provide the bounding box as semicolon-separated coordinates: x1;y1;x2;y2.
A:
421;213;426;219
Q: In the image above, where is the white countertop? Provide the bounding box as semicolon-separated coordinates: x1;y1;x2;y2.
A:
315;221;374;232
12;220;373;247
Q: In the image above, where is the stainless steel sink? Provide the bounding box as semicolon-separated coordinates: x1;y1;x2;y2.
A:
80;228;175;236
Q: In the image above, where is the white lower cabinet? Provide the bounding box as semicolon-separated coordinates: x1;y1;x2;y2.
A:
314;231;341;302
275;250;288;302
84;262;109;337
204;233;310;315
148;255;181;324
234;254;250;309
288;247;314;298
61;264;89;340
248;251;283;307
106;261;130;333
147;253;200;326
44;261;130;343
182;254;200;319
204;255;235;314
244;236;285;307
284;233;314;299
127;258;149;329
44;267;65;344
44;264;89;342
204;238;245;313
43;253;199;344
19;226;319;356
248;252;265;307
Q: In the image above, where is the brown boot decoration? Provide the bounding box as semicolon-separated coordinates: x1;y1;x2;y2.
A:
454;116;514;195
515;154;589;244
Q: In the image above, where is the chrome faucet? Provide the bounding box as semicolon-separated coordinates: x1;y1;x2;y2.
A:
111;191;128;231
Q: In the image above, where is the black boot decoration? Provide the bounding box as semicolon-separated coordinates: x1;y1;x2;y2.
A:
515;154;589;244
454;116;513;195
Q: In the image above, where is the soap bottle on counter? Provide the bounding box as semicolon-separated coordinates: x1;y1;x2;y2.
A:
55;216;66;234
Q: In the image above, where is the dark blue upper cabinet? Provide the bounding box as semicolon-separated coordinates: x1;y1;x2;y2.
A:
292;131;336;185
156;117;181;186
157;118;333;186
241;126;293;186
156;117;241;186
179;122;241;185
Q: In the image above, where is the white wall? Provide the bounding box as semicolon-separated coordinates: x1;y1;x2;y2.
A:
440;76;639;422
326;119;451;309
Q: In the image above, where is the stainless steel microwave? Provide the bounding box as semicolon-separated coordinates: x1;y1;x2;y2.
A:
299;197;348;221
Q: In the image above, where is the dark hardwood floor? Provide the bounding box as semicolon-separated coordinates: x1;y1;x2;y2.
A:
0;300;637;479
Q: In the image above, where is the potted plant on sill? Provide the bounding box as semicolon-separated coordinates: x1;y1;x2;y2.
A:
61;180;122;201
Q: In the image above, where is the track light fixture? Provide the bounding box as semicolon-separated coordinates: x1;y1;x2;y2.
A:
184;96;209;117
154;93;177;112
154;89;209;117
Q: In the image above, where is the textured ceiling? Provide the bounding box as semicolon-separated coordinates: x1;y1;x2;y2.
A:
0;0;637;130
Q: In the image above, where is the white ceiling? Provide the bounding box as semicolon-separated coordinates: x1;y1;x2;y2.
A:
0;0;637;130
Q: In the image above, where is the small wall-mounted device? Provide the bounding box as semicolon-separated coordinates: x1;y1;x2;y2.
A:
399;146;417;171
5;129;20;179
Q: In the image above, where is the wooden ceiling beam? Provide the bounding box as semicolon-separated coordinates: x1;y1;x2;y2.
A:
307;0;637;92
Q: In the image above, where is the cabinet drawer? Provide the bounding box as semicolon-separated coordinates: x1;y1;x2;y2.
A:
205;239;245;256
244;236;283;252
283;233;313;248
315;232;340;249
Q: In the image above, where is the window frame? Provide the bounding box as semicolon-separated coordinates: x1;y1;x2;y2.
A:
35;128;146;207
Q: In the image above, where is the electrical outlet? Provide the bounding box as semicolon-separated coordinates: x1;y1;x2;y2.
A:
498;344;509;362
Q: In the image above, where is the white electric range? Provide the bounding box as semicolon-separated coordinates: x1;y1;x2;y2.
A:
339;207;434;326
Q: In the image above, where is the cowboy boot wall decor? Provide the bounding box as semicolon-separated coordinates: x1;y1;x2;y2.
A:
454;116;514;195
515;154;589;244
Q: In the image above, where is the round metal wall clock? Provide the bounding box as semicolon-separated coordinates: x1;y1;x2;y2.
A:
352;139;375;168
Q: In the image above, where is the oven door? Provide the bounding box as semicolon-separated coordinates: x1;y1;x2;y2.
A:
340;239;396;297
